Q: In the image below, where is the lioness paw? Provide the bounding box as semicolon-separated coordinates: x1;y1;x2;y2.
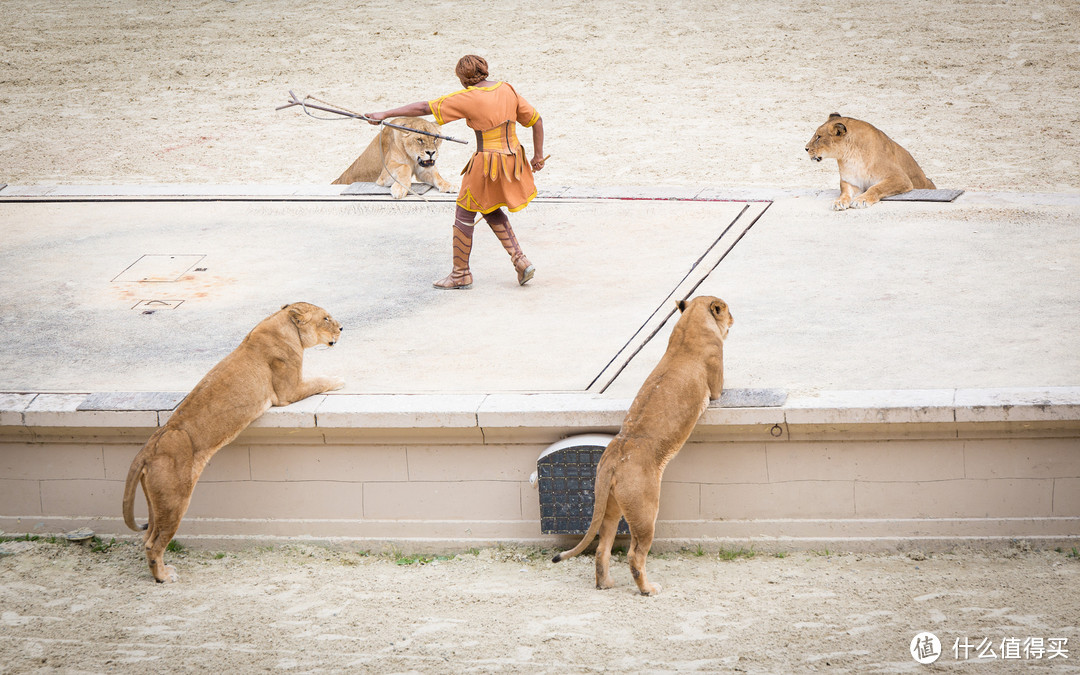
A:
850;196;874;209
390;183;409;199
327;376;346;392
439;181;455;193
155;565;179;584
832;199;850;211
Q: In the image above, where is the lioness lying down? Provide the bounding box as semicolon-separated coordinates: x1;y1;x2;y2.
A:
553;296;733;595
806;113;936;210
332;116;454;199
122;302;345;582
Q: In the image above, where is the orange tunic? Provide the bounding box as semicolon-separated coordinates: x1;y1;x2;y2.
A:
428;82;540;214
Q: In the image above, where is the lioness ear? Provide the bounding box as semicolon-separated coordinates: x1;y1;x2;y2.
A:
829;112;841;119
834;122;847;136
288;305;308;325
677;299;687;314
710;300;727;317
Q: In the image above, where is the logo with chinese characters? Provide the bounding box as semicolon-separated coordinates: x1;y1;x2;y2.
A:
953;636;1070;661
910;632;942;664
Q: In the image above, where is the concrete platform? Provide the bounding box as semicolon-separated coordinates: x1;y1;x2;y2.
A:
1;184;1078;396
1;185;1078;550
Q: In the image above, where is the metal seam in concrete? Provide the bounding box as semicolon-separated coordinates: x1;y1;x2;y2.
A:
1;184;1079;206
591;202;773;394
586;203;752;391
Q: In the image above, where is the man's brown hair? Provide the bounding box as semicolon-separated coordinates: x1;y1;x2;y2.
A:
456;55;489;87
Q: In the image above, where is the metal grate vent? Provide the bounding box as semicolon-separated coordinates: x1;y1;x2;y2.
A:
881;188;965;202
535;434;626;535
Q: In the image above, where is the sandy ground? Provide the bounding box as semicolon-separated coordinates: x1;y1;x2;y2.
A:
2;2;1080;673
1;538;1078;673
1;0;1078;193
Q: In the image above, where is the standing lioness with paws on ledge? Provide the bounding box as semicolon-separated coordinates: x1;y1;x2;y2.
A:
122;302;345;583
553;296;733;595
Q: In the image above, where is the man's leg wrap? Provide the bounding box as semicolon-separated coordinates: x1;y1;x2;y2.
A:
433;206;476;289
483;208;535;285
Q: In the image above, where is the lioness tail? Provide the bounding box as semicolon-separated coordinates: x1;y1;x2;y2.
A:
551;454;616;563
122;448;148;532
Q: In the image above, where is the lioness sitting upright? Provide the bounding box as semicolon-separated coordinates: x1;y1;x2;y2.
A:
122;302;345;583
805;113;936;210
332;116;454;199
553;296;733;595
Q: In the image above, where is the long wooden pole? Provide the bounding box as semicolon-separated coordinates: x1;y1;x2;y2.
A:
276;91;468;144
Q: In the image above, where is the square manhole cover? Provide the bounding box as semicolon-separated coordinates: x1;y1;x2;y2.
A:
113;254;205;282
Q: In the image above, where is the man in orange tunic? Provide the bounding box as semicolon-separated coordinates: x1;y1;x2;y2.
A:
366;55;545;289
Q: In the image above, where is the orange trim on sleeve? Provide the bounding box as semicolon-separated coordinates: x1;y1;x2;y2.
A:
428;98;445;125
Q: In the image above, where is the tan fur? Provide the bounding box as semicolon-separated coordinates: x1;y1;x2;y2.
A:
552;296;733;595
332;117;454;199
122;302;344;583
805;113;936;210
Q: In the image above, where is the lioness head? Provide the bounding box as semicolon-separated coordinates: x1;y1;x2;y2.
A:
805;112;847;162
677;296;733;340
393;118;443;169
282;302;343;348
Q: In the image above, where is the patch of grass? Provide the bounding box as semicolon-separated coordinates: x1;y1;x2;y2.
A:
332;549;370;566
693;544;707;557
90;536;117;553
717;546;756;561
394;553;454;566
0;534;41;543
773;551;788;559
166;540;185;554
213;552;226;560
465;547;481;556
